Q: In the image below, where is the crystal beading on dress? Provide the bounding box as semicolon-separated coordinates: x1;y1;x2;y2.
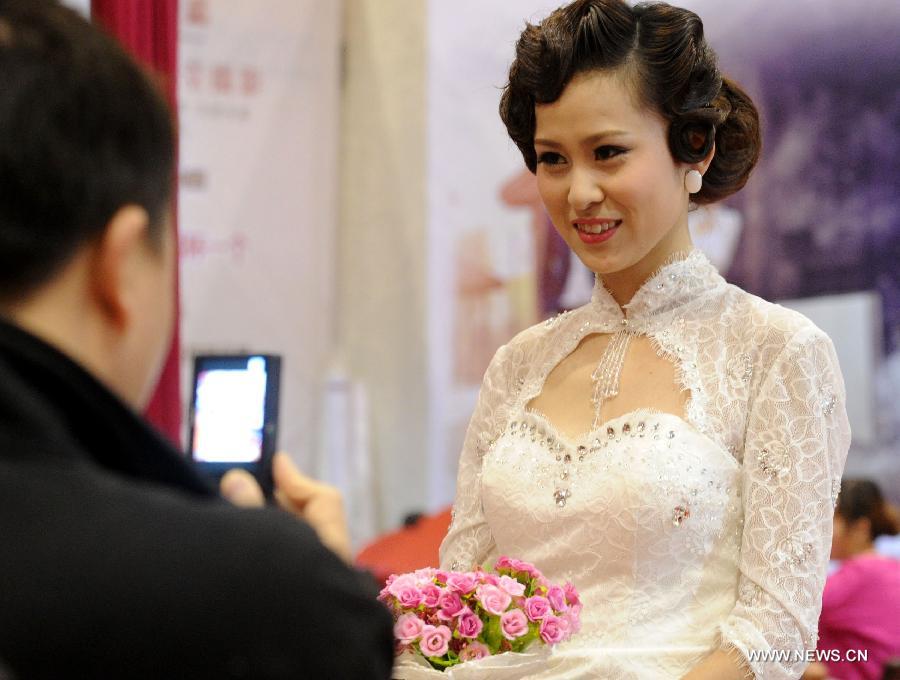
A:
589;323;634;429
588;249;697;431
433;250;851;679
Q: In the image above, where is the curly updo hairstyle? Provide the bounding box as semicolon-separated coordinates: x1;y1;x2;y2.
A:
499;0;761;205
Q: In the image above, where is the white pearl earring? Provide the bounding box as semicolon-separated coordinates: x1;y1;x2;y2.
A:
684;169;703;194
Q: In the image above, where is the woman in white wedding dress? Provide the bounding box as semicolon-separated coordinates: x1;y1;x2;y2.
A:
394;1;850;678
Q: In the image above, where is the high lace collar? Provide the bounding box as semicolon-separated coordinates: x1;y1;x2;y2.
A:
590;249;724;323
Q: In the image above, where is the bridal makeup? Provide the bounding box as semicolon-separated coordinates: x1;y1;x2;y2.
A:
533;69;693;295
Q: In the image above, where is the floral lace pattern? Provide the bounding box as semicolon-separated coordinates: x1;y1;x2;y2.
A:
438;251;851;679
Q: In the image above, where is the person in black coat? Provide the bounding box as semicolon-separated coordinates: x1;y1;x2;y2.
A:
0;1;393;678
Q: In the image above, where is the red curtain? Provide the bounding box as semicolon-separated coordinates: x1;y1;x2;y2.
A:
92;0;182;446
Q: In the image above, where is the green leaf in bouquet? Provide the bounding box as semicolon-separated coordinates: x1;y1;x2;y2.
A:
483;616;503;653
511;623;540;653
424;653;456;671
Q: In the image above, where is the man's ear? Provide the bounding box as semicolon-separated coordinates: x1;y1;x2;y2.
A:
88;205;151;331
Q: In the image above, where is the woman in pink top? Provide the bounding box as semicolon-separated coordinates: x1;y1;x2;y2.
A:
804;479;900;680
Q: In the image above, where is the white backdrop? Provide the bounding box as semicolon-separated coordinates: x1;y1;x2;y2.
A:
426;0;561;508
178;0;342;470
61;0;89;18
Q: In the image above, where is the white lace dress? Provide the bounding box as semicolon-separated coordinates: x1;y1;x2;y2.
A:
395;252;851;680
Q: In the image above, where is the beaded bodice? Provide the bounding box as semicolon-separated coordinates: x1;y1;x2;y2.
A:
436;251;851;679
485;409;742;657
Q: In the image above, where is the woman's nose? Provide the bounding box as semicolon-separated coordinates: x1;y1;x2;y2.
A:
567;166;604;212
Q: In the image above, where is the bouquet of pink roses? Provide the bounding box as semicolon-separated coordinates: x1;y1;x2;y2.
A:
378;556;581;671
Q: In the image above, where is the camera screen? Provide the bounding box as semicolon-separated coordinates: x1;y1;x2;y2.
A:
191;356;268;464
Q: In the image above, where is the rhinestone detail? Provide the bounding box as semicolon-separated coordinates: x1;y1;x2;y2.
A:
672;504;691;526
544;309;573;328
758;441;790;480
778;536;814;568
739;581;763;607
821;392;837;417
590;329;634;429
727;353;754;387
553;488;571;508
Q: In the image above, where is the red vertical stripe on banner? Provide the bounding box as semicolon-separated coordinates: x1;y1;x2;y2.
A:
92;0;182;446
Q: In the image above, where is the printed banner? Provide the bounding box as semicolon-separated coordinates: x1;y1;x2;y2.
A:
178;0;342;468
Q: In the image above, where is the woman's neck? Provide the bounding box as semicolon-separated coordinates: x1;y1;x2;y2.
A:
600;224;694;308
845;543;877;559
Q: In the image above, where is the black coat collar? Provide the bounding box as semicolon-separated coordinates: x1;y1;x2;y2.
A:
0;316;214;496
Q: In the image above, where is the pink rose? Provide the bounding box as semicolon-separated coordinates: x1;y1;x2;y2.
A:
387;574;414;596
434;569;450;584
456;607;484;638
418;624;452;657
563;581;581;607
459;641;491;662
415;567;436;582
437;590;464;619
393;613;425;644
389;574;423;609
546;585;568;612
524;595;552;622
446;572;477;594
539;614;568;645
420;584;442;608
504;558;542;580
500;608;529;640
562;607;582;636
482;573;500;587
495;556;515;570
498;575;526;597
476;584;512;616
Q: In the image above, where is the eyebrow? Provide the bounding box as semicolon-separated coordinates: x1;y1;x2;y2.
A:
534;130;630;147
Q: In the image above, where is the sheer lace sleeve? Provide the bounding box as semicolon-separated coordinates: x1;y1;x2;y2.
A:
719;326;851;679
439;342;517;572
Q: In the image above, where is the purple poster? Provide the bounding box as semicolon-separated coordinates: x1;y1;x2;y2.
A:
692;0;900;501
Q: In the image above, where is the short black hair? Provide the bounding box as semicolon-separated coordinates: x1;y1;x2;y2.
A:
836;479;900;541
0;0;175;301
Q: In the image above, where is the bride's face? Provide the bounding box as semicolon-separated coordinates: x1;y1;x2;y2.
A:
534;69;695;282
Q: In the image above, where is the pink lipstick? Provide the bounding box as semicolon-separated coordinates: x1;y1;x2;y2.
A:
572;218;621;244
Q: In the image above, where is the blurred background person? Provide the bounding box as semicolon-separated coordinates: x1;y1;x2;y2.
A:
804;479;900;680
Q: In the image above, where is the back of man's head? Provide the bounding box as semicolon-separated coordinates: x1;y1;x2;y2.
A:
0;0;175;304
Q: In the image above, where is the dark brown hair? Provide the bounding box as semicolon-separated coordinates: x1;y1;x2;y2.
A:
499;0;761;204
836;479;900;541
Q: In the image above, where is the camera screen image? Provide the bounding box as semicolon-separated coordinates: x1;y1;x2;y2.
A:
191;356;268;464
